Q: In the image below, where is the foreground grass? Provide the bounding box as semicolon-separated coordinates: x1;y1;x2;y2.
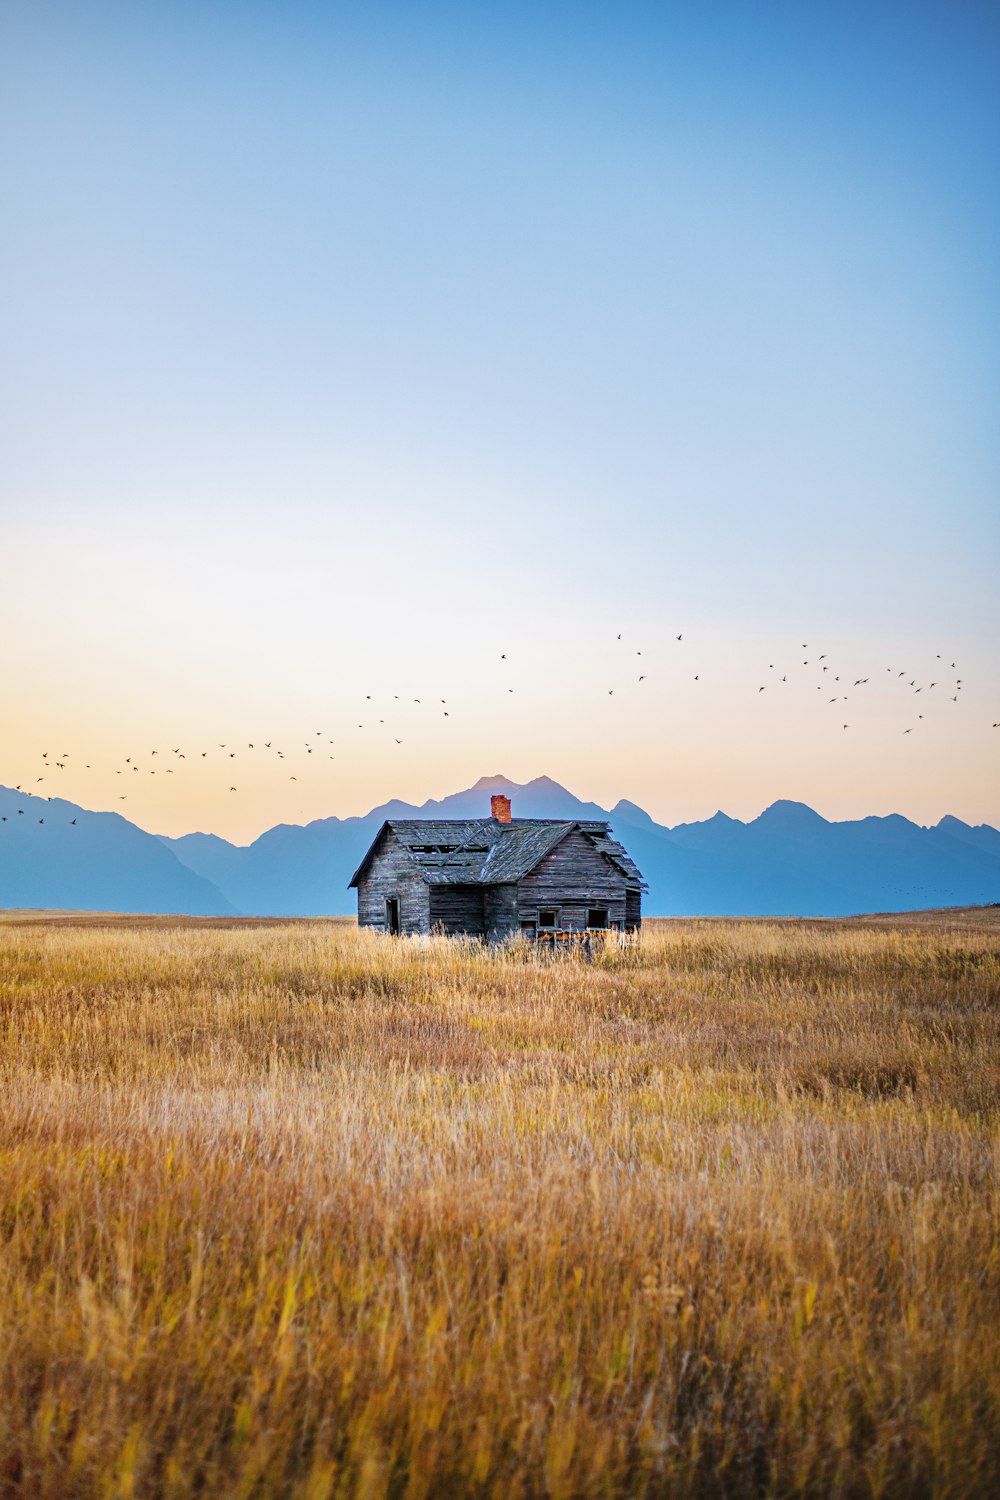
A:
0;915;997;1498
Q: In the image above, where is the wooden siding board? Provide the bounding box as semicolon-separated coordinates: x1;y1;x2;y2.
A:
429;884;486;937
484;884;518;941
356;827;431;935
516;829;629;926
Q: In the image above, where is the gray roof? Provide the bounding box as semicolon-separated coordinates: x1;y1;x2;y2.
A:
348;818;645;889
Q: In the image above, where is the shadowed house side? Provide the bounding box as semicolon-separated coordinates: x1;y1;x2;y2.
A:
348;793;645;940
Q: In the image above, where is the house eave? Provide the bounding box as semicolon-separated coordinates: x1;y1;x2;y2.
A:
347;820;392;889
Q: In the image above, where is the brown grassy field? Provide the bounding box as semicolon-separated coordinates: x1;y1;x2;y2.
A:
0;912;997;1498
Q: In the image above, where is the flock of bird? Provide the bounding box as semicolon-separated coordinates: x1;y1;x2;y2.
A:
753;646;973;736
2;631;994;829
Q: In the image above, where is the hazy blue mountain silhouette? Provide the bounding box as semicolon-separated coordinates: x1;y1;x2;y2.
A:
935;815;1000;861
159;774;1000;918
0;786;235;914
3;775;998;917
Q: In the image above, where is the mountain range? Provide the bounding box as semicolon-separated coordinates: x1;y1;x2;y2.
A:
2;775;999;918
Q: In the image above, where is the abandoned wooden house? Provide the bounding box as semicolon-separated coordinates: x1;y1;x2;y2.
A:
349;793;644;940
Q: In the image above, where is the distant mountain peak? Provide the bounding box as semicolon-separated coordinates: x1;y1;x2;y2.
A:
611;798;655;825
470;774;515;792
755;799;829;826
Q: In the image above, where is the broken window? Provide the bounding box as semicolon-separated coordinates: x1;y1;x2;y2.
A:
538;909;558;929
587;908;609;929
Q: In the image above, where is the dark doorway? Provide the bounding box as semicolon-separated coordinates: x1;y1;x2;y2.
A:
386;897;401;936
428;884;486;937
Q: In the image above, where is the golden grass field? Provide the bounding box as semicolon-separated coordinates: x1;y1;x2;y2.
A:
1;910;998;1498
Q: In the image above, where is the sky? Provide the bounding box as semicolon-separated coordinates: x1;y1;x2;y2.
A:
1;0;998;842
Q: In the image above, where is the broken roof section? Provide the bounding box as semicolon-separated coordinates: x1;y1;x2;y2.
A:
348;818;645;889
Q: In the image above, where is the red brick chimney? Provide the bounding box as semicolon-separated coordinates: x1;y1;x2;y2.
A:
491;793;512;824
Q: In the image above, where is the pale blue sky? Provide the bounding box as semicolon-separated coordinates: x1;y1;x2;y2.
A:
2;1;997;837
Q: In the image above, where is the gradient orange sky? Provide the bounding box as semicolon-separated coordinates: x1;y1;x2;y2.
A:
2;3;998;843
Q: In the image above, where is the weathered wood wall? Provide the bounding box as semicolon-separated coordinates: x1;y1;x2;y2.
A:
516;830;628;930
428;884;486;937
484;884;519;941
356;828;431;935
356;827;641;939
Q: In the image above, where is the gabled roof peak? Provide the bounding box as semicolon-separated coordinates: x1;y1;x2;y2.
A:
348;816;644;890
